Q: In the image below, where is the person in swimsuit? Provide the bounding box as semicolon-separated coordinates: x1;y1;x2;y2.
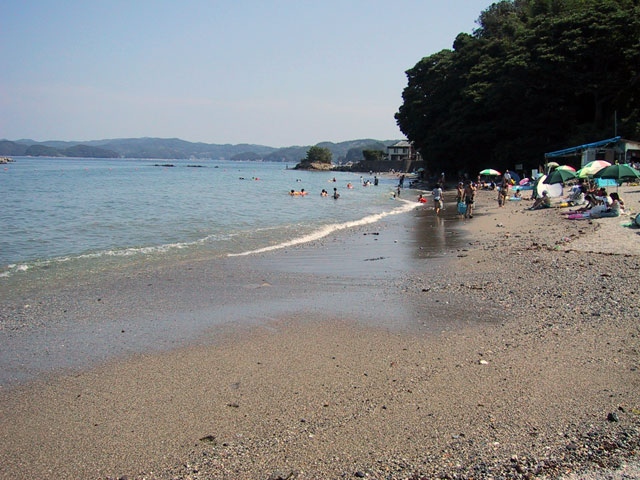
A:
463;181;476;218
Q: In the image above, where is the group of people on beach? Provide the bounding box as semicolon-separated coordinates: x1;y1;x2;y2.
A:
563;186;624;219
417;179;477;218
412;165;635;226
522;177;626;221
460;181;476;218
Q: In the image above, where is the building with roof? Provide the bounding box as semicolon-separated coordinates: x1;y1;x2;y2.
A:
386;140;422;172
545;136;640;167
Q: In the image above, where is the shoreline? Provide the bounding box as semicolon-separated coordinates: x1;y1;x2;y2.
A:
0;186;639;479
0;198;468;387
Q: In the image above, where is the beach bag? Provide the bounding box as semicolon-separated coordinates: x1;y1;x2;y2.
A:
457;202;467;215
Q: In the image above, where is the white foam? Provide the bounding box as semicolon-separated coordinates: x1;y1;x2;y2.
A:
229;200;419;257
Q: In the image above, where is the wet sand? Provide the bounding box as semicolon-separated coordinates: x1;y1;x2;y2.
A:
0;186;639;479
0;201;467;387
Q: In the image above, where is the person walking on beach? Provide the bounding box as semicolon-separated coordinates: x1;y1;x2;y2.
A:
463;181;476;218
432;185;443;215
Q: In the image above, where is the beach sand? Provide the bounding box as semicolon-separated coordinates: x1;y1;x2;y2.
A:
0;185;639;479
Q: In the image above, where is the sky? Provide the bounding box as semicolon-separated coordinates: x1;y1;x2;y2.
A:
1;0;491;147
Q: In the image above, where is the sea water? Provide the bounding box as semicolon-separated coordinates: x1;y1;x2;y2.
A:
1;157;417;280
1;157;471;386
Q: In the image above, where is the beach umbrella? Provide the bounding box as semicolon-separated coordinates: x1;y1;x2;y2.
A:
593;163;640;182
544;168;578;184
576;160;611;178
534;174;563;197
479;168;501;176
556;165;576;172
546;161;560;168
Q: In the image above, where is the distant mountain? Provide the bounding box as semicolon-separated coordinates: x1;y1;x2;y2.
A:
0;140;29;156
0;140;118;158
0;137;400;162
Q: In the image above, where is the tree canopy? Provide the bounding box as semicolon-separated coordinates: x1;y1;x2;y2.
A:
395;0;640;177
362;149;386;162
304;145;333;164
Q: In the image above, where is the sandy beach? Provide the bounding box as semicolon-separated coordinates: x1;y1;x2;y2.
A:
1;184;639;479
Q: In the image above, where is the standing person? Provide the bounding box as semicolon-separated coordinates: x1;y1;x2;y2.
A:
432;185;444;215
455;182;464;202
498;176;509;207
463;181;476;218
455;182;465;216
332;187;340;199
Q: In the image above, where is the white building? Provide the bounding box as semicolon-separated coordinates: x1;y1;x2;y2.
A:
387;140;422;171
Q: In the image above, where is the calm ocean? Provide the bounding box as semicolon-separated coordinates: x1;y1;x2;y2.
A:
1;157;418;280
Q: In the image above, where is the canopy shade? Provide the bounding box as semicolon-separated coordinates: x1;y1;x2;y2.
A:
576;160;611;178
544;169;578;184
593;164;640;181
544;136;621;158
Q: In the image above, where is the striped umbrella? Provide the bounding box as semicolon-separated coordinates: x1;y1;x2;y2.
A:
576;160;611;178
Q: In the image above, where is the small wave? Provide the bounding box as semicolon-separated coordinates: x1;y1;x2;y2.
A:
0;235;222;279
0;263;30;277
228;200;419;257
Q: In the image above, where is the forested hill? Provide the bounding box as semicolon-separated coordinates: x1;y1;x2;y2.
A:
395;0;640;176
0;137;396;164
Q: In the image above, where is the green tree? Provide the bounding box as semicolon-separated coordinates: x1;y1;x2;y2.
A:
305;146;332;164
362;149;385;162
396;0;640;176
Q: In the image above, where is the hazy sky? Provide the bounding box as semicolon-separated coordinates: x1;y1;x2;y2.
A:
1;1;491;147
